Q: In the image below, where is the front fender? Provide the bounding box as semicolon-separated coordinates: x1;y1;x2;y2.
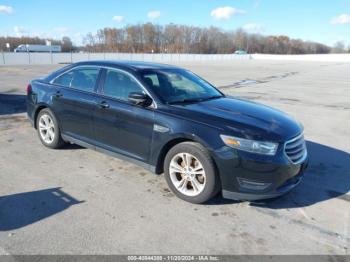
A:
149;114;223;172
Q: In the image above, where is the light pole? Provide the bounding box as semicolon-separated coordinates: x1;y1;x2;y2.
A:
1;49;4;64
46;40;52;64
3;43;10;64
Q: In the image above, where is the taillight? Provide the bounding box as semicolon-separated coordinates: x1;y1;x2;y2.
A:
26;84;32;95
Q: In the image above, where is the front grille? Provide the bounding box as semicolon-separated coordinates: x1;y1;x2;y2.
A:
284;134;307;164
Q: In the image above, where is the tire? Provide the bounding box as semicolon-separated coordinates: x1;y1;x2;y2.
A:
164;142;221;204
36;108;66;149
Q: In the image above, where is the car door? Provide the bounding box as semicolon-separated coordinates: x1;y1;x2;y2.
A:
51;66;101;143
93;68;155;162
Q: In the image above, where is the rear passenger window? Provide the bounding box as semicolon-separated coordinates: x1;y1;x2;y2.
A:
53;68;100;92
103;70;144;101
54;71;74;87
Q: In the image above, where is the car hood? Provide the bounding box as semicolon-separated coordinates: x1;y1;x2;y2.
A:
170;97;302;142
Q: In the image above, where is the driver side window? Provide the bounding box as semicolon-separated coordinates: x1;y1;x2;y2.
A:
103;69;144;101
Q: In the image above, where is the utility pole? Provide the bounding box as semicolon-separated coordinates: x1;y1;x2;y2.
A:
1;50;5;65
28;50;31;64
46;40;53;64
246;37;249;53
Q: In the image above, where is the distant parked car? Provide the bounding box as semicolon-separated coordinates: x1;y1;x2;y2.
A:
27;61;308;204
234;50;248;55
14;44;62;53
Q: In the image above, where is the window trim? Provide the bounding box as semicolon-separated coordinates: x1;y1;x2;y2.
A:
99;68;154;104
100;67;157;109
50;65;157;108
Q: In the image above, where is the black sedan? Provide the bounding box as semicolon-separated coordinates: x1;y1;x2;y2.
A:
27;61;308;203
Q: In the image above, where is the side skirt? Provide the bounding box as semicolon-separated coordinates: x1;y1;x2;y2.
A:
61;134;157;173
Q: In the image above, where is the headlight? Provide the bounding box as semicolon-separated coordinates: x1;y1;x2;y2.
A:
220;135;278;156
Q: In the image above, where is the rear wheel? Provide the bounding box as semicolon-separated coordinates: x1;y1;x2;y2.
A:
164;142;220;204
36;108;66;149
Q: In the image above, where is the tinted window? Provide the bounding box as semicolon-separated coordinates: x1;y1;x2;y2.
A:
53;71;73;87
140;69;222;104
53;68;100;92
103;70;143;101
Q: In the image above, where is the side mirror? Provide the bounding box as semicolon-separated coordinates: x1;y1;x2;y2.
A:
128;92;152;106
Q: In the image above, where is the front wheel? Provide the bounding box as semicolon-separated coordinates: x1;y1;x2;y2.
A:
164;142;221;204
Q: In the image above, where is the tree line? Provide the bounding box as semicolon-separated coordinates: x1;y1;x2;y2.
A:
83;23;346;54
1;23;349;54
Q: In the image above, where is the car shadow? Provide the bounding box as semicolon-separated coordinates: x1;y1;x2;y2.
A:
0;187;84;231
0;94;27;115
207;141;350;208
60;143;85;150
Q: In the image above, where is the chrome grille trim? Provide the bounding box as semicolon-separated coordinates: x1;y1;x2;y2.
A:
286;139;304;148
284;133;307;164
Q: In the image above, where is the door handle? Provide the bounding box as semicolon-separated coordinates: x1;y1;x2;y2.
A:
98;101;110;109
54;91;63;98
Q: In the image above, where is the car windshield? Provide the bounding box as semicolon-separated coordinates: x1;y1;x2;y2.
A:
139;69;223;104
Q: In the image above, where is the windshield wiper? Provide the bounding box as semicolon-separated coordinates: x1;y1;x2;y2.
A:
168;98;203;105
168;95;223;105
200;95;223;101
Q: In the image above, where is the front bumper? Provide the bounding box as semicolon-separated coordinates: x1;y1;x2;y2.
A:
213;146;309;201
222;172;304;200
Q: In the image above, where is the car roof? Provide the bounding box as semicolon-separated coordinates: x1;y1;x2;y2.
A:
73;60;179;71
45;60;182;82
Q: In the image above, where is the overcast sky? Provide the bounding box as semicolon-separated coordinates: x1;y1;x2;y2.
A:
0;0;349;46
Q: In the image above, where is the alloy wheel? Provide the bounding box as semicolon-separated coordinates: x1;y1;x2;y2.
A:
169;153;206;196
38;114;55;144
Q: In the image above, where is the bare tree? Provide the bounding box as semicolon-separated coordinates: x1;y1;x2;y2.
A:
2;23;331;54
61;36;73;52
332;41;346;53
